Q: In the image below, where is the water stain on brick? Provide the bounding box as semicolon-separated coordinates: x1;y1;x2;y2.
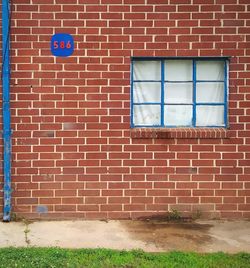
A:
121;220;213;251
46;131;55;138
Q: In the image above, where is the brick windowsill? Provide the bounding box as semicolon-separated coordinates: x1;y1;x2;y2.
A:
131;128;230;139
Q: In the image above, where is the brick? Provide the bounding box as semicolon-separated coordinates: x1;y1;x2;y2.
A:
17;198;38;205
55;190;77;197
108;197;130;204
78;190;100;196
62;198;83;204
55;205;76;212
124;204;145;211
125;190;146;196
178;197;199;203
78;205;99;212
100;205;123;211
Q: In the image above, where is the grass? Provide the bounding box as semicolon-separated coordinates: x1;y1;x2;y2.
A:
0;248;249;268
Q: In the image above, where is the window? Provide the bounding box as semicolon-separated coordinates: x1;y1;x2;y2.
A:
131;58;228;128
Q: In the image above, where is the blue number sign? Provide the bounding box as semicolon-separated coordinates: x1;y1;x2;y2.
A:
51;33;74;57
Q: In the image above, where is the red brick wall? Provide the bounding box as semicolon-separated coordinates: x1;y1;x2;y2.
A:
0;0;249;219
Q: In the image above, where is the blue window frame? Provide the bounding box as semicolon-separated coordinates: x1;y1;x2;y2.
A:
131;57;229;128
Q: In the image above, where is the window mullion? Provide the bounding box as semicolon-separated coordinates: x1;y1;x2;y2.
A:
224;60;228;127
131;60;134;127
193;60;197;127
161;60;165;127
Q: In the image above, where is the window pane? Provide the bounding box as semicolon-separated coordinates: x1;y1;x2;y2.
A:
196;82;224;103
165;82;193;104
196;105;225;126
134;61;161;81
133;105;161;126
197;61;224;81
165;60;192;81
134;82;161;103
164;105;193;126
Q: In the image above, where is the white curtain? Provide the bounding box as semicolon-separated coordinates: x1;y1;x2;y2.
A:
196;82;224;103
133;61;161;125
196;61;224;81
165;82;193;104
165;60;193;81
133;105;161;126
196;106;224;126
134;61;161;81
164;105;193;126
134;82;161;103
196;61;225;126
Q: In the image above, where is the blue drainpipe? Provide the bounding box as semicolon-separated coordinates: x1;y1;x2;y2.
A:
2;0;12;222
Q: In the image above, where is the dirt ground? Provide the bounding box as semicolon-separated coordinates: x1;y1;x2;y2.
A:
0;219;250;253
